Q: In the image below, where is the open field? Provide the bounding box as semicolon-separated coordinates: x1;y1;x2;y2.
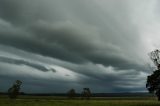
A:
0;96;160;106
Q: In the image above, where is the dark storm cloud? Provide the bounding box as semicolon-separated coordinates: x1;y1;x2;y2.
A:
0;19;87;63
0;56;56;72
0;17;146;71
0;0;138;69
0;44;147;93
0;0;155;93
0;0;56;25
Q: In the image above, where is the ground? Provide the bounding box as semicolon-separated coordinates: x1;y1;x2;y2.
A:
0;95;160;106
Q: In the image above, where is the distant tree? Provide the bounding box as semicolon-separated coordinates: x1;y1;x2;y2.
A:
146;49;160;101
81;88;91;100
8;80;22;99
67;89;76;99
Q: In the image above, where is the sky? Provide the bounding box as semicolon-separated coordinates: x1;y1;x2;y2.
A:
0;0;159;93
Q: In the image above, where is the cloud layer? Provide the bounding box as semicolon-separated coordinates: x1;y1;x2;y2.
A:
0;0;158;93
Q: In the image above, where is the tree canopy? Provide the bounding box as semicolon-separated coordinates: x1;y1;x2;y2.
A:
146;49;160;100
8;80;22;99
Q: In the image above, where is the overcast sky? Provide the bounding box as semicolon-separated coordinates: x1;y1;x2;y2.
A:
0;0;159;93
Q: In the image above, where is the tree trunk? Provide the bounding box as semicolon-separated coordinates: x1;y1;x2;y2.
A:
158;96;160;101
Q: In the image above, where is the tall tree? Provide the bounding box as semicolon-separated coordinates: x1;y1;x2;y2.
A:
8;80;22;99
146;49;160;100
67;88;76;99
81;88;91;100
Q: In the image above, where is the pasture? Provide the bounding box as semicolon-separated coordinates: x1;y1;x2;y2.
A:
0;95;160;106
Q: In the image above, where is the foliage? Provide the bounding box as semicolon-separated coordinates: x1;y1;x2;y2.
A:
146;49;160;100
81;88;91;100
8;80;22;99
67;89;76;99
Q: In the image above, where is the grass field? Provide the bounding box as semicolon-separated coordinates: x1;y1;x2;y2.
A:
0;96;160;106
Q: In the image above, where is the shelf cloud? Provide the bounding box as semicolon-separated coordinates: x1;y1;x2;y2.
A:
0;0;158;93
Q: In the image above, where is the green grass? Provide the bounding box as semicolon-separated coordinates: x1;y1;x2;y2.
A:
0;96;160;106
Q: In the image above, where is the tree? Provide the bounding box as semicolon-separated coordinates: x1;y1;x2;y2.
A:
67;88;76;99
81;88;91;100
8;80;22;99
149;49;160;69
146;49;160;101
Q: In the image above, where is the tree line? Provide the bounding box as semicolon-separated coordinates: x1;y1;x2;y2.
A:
7;80;91;100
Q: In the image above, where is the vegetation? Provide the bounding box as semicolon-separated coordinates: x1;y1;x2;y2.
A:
81;88;91;100
0;96;159;106
67;89;76;99
146;49;160;100
8;80;22;99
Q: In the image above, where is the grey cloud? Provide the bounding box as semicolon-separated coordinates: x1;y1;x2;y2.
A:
0;56;56;72
0;18;147;71
0;0;155;93
0;0;145;70
0;19;87;63
0;45;147;93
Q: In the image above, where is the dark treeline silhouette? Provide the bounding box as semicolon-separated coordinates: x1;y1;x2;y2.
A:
67;88;76;99
0;92;153;97
146;49;160;101
8;80;22;99
67;88;92;100
81;88;91;100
